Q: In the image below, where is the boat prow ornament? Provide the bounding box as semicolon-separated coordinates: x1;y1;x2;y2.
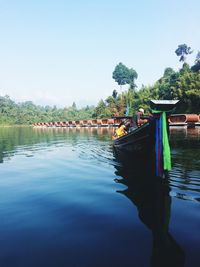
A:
113;99;179;178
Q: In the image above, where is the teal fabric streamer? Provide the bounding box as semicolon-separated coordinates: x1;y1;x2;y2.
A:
125;104;129;116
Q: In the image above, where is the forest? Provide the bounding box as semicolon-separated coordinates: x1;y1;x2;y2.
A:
0;44;200;125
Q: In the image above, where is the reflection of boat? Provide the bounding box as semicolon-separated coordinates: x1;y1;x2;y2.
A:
114;166;185;267
113;100;179;176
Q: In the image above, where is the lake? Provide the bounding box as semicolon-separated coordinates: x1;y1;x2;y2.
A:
0;126;199;267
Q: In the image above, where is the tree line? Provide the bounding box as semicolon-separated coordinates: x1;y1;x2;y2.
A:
0;97;95;125
94;44;200;117
0;44;200;125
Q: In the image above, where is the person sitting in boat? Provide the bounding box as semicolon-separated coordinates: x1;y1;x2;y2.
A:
131;108;145;128
124;119;131;132
112;120;130;139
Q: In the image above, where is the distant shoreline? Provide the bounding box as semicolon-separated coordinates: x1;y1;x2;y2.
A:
0;125;31;127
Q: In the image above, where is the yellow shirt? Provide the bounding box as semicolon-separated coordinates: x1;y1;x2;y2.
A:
115;125;127;137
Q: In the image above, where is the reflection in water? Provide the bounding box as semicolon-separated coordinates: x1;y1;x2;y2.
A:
169;128;200;203
113;126;200;203
114;167;185;267
170;127;200;141
170;128;200;163
0;127;115;163
0;126;199;266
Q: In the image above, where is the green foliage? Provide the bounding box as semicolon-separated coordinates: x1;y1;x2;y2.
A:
112;89;118;99
175;44;193;63
112;62;138;89
128;68;138;89
109;60;200;116
0;96;95;125
92;99;112;118
191;62;200;72
191;51;200;72
195;51;200;64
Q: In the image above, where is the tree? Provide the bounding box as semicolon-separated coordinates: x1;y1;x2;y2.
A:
112;62;130;90
112;89;118;99
92;99;107;118
163;67;175;77
195;51;200;64
112;62;138;90
72;102;77;109
175;44;193;63
128;68;138;90
191;51;200;72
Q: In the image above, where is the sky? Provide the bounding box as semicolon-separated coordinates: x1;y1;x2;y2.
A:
0;0;199;107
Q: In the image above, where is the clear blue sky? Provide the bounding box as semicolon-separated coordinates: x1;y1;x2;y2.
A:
0;0;199;107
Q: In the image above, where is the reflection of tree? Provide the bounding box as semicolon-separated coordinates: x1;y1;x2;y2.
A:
0;127;77;163
169;128;200;196
114;167;185;267
0;127;114;163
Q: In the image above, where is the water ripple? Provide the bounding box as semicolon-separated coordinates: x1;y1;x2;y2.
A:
169;165;200;202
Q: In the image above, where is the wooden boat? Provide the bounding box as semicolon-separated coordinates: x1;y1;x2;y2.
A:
113;100;179;176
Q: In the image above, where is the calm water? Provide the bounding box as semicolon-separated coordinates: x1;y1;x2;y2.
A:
0;126;199;267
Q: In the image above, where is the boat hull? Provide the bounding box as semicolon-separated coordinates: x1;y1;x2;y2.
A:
113;122;156;172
